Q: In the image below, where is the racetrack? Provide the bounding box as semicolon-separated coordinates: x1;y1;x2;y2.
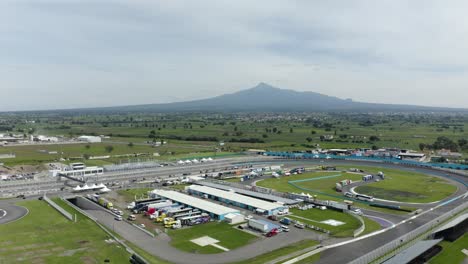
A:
0;202;28;225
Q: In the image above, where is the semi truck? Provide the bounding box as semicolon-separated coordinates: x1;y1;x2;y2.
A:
98;197;113;209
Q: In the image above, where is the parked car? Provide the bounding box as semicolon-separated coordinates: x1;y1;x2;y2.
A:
128;215;136;221
281;225;290;232
114;216;123;221
294;223;305;229
266;228;279;237
350;208;363;215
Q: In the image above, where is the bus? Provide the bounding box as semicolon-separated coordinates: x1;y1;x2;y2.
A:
355;194;374;202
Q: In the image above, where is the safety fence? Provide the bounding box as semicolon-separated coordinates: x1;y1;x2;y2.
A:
348;201;468;264
264;152;468;171
43;194;74;221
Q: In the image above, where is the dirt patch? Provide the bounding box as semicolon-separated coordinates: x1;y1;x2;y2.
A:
1;242;55;252
59;247;88;257
80;255;97;264
78;240;90;245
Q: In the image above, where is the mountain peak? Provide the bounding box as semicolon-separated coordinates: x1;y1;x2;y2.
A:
252;82;278;91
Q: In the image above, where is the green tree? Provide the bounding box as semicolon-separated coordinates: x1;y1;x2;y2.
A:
128;142;134;147
105;145;114;153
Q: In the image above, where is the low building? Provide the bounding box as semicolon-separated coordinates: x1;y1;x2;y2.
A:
224;213;245;224
188;185;289;216
49;163;104;178
150;189;239;220
77;135;102;143
32;135;59;142
195;181;299;205
437;149;463;159
246;149;266;155
398;152;425;159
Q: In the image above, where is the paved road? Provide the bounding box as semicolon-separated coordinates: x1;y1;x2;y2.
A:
84;208;331;264
0;201;28;224
316;196;467;264
0;157;267;198
241;159;467;263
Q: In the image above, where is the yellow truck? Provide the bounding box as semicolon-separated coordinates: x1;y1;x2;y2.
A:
156;213;167;223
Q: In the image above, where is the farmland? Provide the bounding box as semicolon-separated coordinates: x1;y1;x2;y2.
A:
1;112;467;167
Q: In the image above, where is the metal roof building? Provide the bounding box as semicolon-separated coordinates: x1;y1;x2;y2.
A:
195;181;299;205
150;189;239;220
382;239;442;264
188;185;288;216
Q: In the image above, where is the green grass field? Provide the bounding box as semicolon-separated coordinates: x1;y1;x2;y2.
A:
354;167;457;203
430;234;468;264
167;222;257;254
288;208;361;237
0;200;131;264
294;252;322;264
257;167;457;204
231;240;319;264
117;188;153;202
257;171;362;198
359;217;381;236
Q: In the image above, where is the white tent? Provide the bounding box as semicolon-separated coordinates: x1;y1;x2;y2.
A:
177;160;185;164
185;159;192;164
98;186;111;193
207;157;213;161
191;159;199;163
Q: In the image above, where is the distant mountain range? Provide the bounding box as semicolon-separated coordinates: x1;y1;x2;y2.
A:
19;83;468;113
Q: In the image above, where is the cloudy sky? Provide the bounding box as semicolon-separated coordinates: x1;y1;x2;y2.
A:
1;0;468;111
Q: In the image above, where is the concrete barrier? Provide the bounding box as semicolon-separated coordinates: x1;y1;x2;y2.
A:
345;210;365;237
43;195;74;221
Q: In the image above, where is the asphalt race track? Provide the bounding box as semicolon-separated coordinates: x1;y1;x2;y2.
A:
0;202;28;225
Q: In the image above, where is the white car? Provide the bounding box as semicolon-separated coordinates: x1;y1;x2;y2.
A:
350;208;363;215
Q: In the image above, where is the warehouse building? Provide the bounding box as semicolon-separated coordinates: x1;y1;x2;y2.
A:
187;185;288;216
150;189;239;220
77;135;102;143
195;181;299;205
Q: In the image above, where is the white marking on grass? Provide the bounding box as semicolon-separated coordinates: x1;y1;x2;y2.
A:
190;236;230;252
211;244;229;252
320;219;345;226
191;236;219;247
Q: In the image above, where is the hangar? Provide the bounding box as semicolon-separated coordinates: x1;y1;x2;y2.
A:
150;189;239;220
187;185;288;216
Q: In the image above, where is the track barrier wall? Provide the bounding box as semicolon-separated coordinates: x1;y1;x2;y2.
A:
43;194;74;221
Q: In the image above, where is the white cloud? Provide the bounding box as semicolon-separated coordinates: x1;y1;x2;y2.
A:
1;0;468;110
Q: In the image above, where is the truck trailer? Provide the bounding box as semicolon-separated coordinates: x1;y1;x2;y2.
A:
248;219;269;232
